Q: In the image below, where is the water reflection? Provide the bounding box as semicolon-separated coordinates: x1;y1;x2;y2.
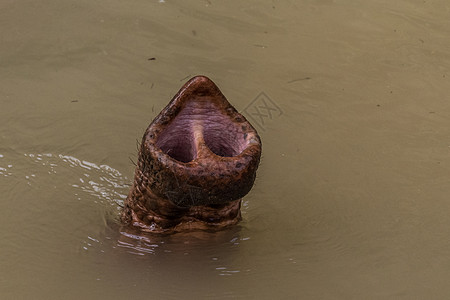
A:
115;223;249;277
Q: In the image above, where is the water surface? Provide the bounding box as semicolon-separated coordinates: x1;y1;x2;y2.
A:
2;0;450;298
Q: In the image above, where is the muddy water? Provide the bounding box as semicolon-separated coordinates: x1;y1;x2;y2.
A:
2;0;450;298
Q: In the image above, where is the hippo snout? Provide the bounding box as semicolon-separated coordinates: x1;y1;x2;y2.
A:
121;76;262;233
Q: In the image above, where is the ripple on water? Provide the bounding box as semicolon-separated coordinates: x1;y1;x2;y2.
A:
0;153;13;177
20;152;129;208
2;152;131;254
4;150;256;293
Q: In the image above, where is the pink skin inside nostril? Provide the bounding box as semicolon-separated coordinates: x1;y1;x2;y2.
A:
156;98;250;163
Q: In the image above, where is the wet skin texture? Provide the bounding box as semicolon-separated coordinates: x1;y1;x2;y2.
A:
121;76;262;234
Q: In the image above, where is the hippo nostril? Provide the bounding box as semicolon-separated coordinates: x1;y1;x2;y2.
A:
204;136;236;157
157;132;195;163
202;117;252;158
160;142;194;163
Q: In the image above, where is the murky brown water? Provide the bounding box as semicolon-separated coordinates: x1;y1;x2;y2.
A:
2;0;450;298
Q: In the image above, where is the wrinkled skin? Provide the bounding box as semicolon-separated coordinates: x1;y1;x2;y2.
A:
121;76;262;234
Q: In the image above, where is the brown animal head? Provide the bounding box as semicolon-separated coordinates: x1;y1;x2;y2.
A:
121;76;262;234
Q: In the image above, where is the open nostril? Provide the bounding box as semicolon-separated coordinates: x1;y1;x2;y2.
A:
203;122;248;158
156;127;196;163
204;135;237;157
158;140;194;163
